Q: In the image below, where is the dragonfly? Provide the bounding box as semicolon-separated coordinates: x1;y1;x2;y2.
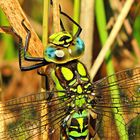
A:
0;7;140;140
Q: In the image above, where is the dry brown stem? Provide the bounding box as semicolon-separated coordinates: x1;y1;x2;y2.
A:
80;0;95;71
52;0;60;32
0;0;43;57
90;0;134;79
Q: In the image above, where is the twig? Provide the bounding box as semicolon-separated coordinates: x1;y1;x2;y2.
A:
90;0;134;80
42;0;49;46
109;0;140;62
73;0;80;35
40;1;61;140
41;0;49;140
52;0;60;32
80;0;95;71
0;0;43;57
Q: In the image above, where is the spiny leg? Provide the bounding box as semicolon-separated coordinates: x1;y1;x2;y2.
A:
50;1;82;37
1;24;47;71
59;6;82;38
18;20;49;71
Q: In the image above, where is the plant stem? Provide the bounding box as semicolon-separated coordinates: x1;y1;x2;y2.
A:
42;0;49;47
52;0;60;32
90;0;134;79
94;0;131;139
41;0;49;140
80;0;95;71
73;0;80;35
0;9;16;60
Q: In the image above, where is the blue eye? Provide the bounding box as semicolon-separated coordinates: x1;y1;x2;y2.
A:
45;47;56;58
76;37;85;49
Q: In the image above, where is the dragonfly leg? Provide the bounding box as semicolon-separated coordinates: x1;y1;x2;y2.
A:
18;20;49;71
59;6;82;38
37;68;46;76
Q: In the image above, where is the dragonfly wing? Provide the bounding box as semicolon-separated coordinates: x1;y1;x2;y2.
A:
91;67;140;139
0;91;72;140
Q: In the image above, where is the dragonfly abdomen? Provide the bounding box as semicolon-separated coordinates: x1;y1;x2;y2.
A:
50;60;95;139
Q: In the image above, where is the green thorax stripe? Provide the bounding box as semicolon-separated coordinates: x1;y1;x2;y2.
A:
51;69;65;97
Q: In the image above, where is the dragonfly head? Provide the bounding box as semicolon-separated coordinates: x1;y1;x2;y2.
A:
44;31;85;64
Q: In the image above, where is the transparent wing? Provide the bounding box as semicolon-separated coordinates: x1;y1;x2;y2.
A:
1;67;140;140
91;67;140;140
0;91;73;140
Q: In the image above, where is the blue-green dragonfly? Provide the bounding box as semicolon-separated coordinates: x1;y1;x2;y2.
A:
0;8;140;140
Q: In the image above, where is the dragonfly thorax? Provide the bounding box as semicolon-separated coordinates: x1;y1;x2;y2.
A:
51;60;91;94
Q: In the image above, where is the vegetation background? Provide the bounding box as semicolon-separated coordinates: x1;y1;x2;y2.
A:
0;0;139;140
0;0;139;100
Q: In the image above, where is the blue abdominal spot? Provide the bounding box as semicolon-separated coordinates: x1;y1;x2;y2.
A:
45;47;56;58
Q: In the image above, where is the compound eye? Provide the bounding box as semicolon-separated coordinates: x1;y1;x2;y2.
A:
69;37;85;58
45;47;56;59
44;46;66;62
75;37;85;49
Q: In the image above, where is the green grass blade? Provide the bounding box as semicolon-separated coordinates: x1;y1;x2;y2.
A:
95;0;128;139
73;0;80;35
0;9;17;60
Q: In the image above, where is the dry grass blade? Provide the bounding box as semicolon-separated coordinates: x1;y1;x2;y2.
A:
80;0;95;71
90;0;134;79
52;0;60;32
41;0;61;140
